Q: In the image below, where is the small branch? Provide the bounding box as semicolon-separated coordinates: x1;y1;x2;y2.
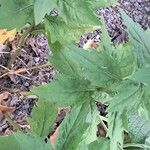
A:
13;63;52;74
0;63;51;79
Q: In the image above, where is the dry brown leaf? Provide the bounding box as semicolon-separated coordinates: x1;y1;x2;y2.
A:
0;92;14;113
0;105;14;113
0;29;16;44
0;92;10;102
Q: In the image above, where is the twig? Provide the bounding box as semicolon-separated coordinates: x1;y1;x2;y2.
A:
13;63;51;74
0;63;51;79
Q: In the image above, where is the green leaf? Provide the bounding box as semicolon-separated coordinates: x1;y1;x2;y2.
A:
100;18;112;51
56;45;121;87
101;19;135;78
111;43;135;78
44;0;101;45
45;16;100;44
108;80;143;113
32;44;134;106
84;104;100;144
88;138;110;150
121;9;150;68
55;102;90;150
50;45;84;76
57;0;100;26
131;67;150;85
0;0;34;29
91;0;117;10
32;45;95;107
32;75;92;106
0;132;52;150
28;99;57;138
34;0;57;24
141;86;150;120
107;112;126;150
145;137;150;150
69;45;133;87
77;141;89;150
128;111;150;143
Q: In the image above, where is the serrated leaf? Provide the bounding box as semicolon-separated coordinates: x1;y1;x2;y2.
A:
32;75;92;106
68;45;133;87
0;0;34;30
131;67;150;86
100;18;112;51
50;46;84;76
28;99;57;138
34;0;57;24
57;0;100;26
51;40;134;87
108;80;143;113
32;45;93;106
32;43;134;106
0;132;52;150
88;138;110;150
100;18;135;78
45;16;100;44
81;103;101;145
121;9;150;68
55;102;90;150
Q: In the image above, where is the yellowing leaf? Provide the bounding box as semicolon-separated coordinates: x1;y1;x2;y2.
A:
0;29;16;44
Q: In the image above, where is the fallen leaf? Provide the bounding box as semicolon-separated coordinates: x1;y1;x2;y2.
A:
0;92;10;102
0;29;16;44
0;92;14;113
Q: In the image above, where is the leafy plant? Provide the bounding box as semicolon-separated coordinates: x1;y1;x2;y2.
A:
0;0;150;150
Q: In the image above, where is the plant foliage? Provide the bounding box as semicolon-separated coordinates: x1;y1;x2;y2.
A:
0;0;150;150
